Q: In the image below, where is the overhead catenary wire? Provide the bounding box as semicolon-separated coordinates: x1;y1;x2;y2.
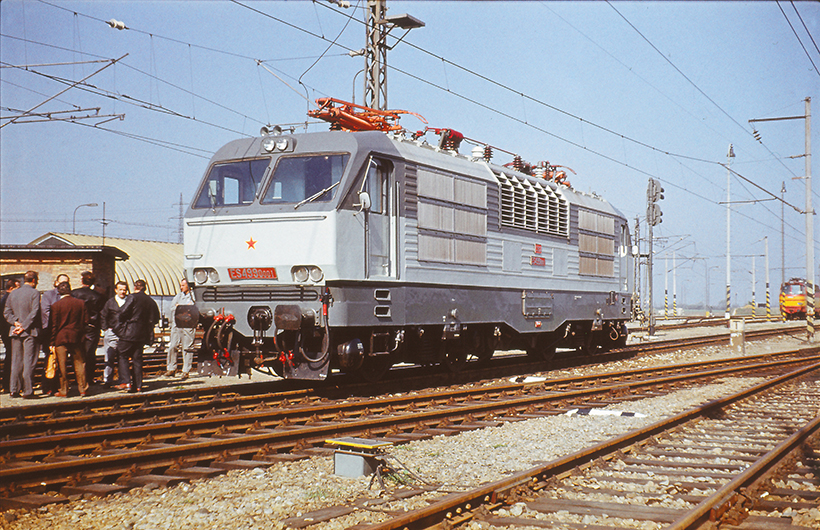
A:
311;0;804;225
789;1;820;57
8;2;812;250
1;33;267;133
779;1;820;79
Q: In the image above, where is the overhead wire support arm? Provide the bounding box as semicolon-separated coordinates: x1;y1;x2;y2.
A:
0;53;128;129
722;164;804;214
750;115;808;123
0;107;124;125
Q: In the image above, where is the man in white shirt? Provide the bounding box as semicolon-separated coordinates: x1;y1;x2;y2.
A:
99;281;128;388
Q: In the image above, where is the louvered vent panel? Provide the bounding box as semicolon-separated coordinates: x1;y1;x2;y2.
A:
495;172;569;237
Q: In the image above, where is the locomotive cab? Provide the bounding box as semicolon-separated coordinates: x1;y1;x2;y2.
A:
779;278;812;320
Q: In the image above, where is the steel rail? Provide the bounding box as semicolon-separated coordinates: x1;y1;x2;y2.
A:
359;361;820;530
1;353;819;496
0;350;820;452
0;322;801;432
0;323;806;438
666;406;820;529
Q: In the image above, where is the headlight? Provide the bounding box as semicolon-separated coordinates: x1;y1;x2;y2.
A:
276;138;289;151
308;266;324;282
262;137;276;152
194;269;208;284
291;266;309;283
208;269;220;283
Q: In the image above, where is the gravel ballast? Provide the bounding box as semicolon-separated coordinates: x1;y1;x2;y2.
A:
2;334;817;530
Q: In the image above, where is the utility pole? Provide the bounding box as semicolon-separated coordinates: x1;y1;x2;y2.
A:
664;256;669;320
725;144;735;320
101;202;107;246
765;236;771;320
634;215;641;321
705;262;711;314
749;97;812;341
805;97;813;342
781;181;786;288
751;255;756;318
365;0;387;110
177;193;184;244
673;251;678;317
364;1;424;110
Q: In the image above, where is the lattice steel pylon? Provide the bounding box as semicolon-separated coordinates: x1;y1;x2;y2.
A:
364;0;388;111
363;1;424;111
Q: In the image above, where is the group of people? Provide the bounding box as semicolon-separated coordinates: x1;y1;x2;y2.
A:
0;270;193;399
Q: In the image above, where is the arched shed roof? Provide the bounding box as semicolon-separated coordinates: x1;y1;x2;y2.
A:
30;233;183;297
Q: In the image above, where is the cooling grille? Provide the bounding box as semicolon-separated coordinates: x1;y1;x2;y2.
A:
200;285;320;302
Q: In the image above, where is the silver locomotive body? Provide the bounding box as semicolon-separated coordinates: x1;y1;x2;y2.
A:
183;129;632;380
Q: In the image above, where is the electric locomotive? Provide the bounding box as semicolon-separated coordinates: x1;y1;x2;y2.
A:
180;99;633;381
779;278;819;320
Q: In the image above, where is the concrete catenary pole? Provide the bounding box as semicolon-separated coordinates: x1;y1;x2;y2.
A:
765;236;771;320
664;256;669;320
725;144;735;320
781;182;786;288
673;251;678;317
804;97;813;342
752;255;756;318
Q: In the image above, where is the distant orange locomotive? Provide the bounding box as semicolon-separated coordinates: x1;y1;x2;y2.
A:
779;278;820;320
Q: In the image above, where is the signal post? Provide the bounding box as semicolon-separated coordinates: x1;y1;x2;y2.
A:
647;178;664;335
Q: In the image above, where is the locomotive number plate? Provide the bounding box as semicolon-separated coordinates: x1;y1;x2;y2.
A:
228;267;278;280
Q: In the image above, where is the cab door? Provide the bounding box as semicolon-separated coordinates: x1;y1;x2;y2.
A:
365;159;396;279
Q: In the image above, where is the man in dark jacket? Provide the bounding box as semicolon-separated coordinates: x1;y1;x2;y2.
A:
50;281;89;397
71;271;104;385
40;273;69;396
115;279;159;392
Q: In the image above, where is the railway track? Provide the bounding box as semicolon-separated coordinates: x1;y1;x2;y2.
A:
1;342;818;515
2;321;804;429
632;315;778;333
356;361;820;530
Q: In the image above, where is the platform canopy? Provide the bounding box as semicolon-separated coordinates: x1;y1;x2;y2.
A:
31;233;183;297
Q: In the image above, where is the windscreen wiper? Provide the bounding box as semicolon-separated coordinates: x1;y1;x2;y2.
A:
293;181;340;210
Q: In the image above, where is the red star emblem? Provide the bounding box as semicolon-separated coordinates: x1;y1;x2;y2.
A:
246;237;257;249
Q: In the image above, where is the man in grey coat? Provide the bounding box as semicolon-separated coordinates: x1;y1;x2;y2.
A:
3;270;41;398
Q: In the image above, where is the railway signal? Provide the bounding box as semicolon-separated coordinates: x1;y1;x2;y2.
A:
647;178;664;226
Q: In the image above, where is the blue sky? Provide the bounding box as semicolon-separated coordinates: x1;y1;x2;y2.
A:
1;1;818;310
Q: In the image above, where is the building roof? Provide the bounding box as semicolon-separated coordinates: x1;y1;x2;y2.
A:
30;233;183;297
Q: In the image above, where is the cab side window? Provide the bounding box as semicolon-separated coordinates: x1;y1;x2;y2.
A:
366;159;391;214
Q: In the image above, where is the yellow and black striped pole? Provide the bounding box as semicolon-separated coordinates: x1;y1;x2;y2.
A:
808;282;815;342
766;282;771;320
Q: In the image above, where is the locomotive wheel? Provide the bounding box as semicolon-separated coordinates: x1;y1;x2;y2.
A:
465;329;493;365
440;340;467;373
203;320;222;358
526;334;557;367
358;355;393;382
